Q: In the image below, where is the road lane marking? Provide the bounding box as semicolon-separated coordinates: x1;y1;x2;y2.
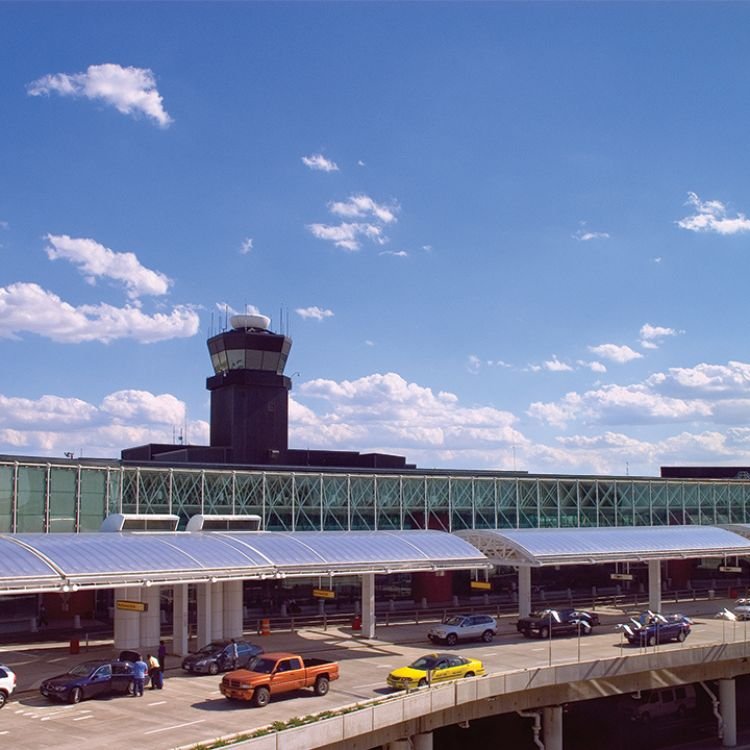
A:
144;719;206;735
147;701;167;706
73;715;94;721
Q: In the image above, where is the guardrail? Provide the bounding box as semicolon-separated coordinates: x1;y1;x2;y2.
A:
245;583;747;636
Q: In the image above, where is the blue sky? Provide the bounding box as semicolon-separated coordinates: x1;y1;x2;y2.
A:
3;2;750;476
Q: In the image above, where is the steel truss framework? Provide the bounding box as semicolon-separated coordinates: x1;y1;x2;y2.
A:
2;458;750;533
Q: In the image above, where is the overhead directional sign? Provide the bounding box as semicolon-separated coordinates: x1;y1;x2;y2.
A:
610;573;634;581
313;588;335;599
470;581;492;590
116;599;148;612
719;565;743;573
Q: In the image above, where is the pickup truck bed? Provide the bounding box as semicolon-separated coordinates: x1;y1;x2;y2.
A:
220;652;339;707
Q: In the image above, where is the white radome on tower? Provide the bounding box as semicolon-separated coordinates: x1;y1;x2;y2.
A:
230;313;270;331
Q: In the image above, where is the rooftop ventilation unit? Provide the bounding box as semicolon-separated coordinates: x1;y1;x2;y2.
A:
100;513;180;532
186;514;262;532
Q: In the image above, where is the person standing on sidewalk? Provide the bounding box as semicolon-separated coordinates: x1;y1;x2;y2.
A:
133;657;148;697
158;640;167;681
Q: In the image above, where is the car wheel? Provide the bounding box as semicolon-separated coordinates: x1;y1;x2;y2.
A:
126;680;135;696
418;678;428;688
540;627;549;639
0;690;7;709
677;630;686;642
481;630;494;643
463;672;474;678
446;633;458;647
252;686;271;707
208;662;219;676
69;687;83;704
314;676;329;696
647;635;657;647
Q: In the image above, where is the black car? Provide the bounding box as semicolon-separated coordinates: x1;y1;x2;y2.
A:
181;640;263;675
517;607;600;638
40;660;142;704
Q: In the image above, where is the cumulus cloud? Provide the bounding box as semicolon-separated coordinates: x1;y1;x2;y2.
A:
306;221;385;251
45;234;171;299
329;194;399;224
542;356;573;372
240;238;253;255
0;282;198;343
292;372;526;456
577;360;607;373
572;224;610;241
302;154;339;172
0;389;208;458
380;250;408;257
639;323;681;350
308;194;398;251
295;306;334;321
646;361;750;399
676;192;750;235
588;343;643;364
27;63;172;127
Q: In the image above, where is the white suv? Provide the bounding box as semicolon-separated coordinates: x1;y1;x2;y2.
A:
0;664;16;708
428;614;497;646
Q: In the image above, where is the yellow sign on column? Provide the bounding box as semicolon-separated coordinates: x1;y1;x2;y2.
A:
470;581;491;590
116;599;148;612
312;588;336;599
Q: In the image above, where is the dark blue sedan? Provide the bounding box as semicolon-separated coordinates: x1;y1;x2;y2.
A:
40;660;144;704
621;613;692;647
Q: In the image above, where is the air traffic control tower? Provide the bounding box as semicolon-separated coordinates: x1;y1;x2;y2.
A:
206;313;291;465
122;312;413;470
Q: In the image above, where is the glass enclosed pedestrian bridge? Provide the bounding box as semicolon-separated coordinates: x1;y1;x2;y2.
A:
0;456;750;533
3;455;750;534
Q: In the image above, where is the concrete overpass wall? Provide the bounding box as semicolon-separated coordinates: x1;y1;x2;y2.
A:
228;640;750;750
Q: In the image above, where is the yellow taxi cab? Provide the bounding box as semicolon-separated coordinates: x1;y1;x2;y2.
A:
386;652;485;690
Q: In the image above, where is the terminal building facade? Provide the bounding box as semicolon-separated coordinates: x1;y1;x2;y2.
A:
2;313;750;625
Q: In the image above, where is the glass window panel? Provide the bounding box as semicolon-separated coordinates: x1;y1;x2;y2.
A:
49;468;76;532
245;350;262;369
227;349;245;369
16;466;45;532
0;465;13;533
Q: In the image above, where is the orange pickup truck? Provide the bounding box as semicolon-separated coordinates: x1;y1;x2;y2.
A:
220;652;340;707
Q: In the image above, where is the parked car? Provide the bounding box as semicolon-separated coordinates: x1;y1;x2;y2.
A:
621;685;696;721
40;660;142;704
182;640;263;675
619;612;692;646
734;598;750;620
387;653;485;690
220;652;339;707
428;614;498;646
0;664;16;708
517;608;600;638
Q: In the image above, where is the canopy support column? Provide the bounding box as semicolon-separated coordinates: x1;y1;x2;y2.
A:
720;678;737;747
140;585;160;651
361;572;375;639
648;559;662;613
222;580;243;640
518;566;532;618
197;582;212;648
211;581;224;641
542;705;563;750
113;586;141;650
172;583;189;657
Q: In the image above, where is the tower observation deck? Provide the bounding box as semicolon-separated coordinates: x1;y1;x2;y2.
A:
206;313;292;465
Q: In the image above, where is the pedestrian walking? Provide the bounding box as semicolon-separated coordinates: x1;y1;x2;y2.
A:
147;653;160;689
230;638;239;669
158;640;167;681
133;656;148;696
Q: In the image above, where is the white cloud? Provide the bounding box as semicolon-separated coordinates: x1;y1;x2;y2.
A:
357;160;366;167
0;389;208;458
301;154;339;172
379;250;408;257
646;361;750;399
328;194;399;224
240;238;253;255
0;282;199;343
295;306;334;321
588;343;643;364
542;355;573;372
27;63;172;127
639;323;681;350
577;360;607;373
292;372;526;456
45;234;171;299
572;229;610;241
467;355;482;374
676;192;750;235
306;222;384;251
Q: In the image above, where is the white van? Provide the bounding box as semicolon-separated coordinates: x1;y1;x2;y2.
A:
624;684;696;722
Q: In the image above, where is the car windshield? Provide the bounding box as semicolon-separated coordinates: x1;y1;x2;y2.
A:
69;663;97;677
443;617;464;626
410;655;441;671
249;658;277;674
196;644;224;655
